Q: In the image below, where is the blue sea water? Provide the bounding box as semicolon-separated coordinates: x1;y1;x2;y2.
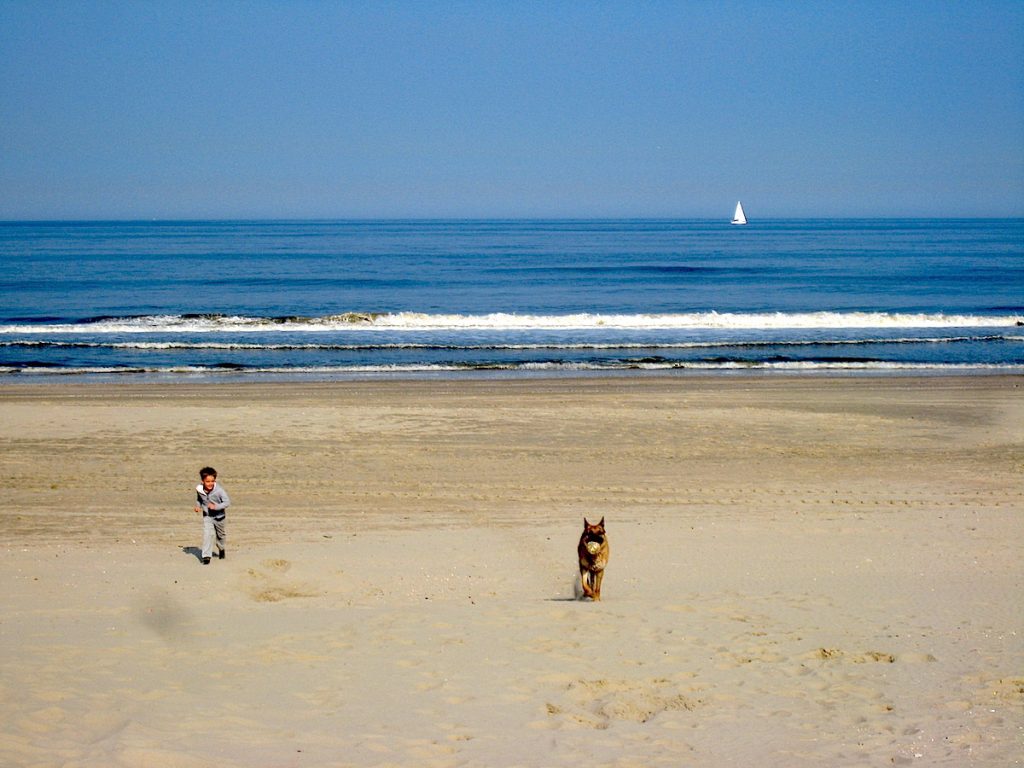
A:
0;218;1021;380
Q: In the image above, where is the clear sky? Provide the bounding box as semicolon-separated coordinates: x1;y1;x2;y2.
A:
2;1;1023;219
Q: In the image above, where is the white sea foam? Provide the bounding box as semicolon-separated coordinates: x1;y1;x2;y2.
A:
0;311;1021;334
3;361;1023;377
359;311;1024;331
0;334;1017;350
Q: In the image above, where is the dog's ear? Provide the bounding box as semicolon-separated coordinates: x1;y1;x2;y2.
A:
598;517;605;527
583;517;590;528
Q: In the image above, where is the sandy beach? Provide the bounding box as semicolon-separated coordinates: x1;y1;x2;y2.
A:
1;375;1021;767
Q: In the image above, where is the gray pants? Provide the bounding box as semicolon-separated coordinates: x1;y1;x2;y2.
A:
202;515;226;559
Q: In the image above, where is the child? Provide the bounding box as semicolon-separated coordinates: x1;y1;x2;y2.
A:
194;466;230;565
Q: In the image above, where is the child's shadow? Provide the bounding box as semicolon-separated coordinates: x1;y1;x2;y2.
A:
181;546;204;563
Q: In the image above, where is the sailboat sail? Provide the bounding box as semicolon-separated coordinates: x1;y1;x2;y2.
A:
731;201;747;225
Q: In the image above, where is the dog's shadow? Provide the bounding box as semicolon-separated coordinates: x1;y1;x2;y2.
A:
181;546;204;563
546;578;588;602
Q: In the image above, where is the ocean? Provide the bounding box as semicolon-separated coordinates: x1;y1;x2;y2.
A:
1;218;1021;381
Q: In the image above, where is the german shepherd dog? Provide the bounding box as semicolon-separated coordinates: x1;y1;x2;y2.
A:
578;517;610;601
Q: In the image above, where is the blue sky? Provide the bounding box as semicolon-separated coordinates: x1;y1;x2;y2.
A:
1;1;1022;219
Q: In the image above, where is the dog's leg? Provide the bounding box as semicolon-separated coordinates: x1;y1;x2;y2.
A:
592;569;604;601
580;568;594;599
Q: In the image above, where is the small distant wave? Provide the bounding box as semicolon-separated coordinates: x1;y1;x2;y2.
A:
0;334;1019;352
1;311;1022;334
2;361;1022;378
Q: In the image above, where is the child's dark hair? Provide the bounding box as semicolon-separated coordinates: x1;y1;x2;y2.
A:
200;466;217;479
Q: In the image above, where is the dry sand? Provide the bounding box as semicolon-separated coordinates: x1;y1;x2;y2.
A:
1;376;1021;767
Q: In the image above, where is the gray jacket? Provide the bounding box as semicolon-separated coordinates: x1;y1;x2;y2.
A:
196;482;231;518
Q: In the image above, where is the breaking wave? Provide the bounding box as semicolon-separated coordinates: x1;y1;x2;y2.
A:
1;310;1022;334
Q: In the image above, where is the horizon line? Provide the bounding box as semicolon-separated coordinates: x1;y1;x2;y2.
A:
2;215;1023;225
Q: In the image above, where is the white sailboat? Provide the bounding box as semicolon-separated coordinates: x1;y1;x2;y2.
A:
731;201;747;225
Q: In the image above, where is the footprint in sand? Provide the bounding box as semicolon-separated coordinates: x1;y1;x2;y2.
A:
542;677;703;730
243;559;318;603
807;648;898;664
983;676;1024;705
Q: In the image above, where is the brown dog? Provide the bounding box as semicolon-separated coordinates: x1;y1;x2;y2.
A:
578;517;610;601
